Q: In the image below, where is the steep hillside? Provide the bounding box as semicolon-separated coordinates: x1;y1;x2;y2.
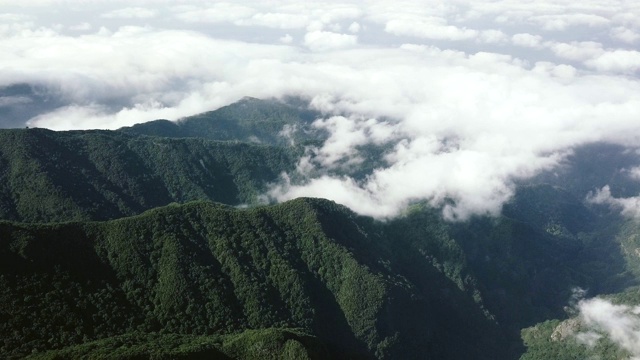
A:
519;217;640;360
0;128;300;222
453;184;634;345
3;190;635;359
25;329;334;360
0;198;508;359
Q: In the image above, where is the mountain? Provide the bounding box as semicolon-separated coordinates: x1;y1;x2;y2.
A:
0;198;509;359
0;127;300;222
3;97;640;359
25;329;335;360
120;97;323;145
2;187;637;359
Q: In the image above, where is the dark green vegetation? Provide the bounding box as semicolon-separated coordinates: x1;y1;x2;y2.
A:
25;328;332;360
0;127;300;222
1;198;509;359
2;97;640;359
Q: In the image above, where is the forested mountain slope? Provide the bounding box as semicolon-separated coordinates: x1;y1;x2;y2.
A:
0;128;300;222
0;198;508;359
2;188;637;359
3;97;640;359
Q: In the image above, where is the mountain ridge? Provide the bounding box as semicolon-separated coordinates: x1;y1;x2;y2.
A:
0;126;301;222
119;97;323;145
2;97;640;359
0;197;509;359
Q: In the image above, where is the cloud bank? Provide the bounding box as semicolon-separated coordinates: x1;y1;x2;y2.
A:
2;0;640;218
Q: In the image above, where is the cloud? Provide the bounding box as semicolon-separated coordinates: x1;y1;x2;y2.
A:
586;185;640;218
175;3;256;24
0;13;32;22
3;0;640;219
0;96;31;107
477;29;508;44
1;26;299;128
532;62;577;79
547;41;604;62
68;22;92;31
384;18;479;41
236;12;310;29
585;50;640;73
101;7;158;19
577;298;640;357
279;33;293;44
611;26;640;44
512;33;543;48
532;13;610;31
348;22;361;33
303;31;357;51
624;166;640;181
173;2;360;31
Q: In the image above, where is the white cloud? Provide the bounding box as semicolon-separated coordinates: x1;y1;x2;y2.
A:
279;33;293;44
532;62;577;79
175;3;256;24
3;0;640;219
68;22;92;31
533;13;610;31
101;7;158;19
385;17;478;41
303;30;357;51
547;41;604;62
477;29;508;44
625;166;640;181
348;22;361;33
577;298;640;357
586;185;640;218
585;50;640;73
512;33;543;48
236;12;309;29
173;2;360;31
610;26;640;44
0;13;32;22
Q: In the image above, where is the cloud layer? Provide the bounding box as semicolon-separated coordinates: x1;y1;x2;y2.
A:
2;0;640;218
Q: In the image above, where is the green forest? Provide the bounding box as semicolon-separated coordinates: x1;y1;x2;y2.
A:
2;98;640;359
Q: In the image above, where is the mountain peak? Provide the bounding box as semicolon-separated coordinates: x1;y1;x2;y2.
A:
120;97;322;145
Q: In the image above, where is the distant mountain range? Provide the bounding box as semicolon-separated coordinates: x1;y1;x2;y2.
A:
1;97;640;359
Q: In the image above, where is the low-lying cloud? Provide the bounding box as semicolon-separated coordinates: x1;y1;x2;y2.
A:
2;0;640;218
577;298;640;358
586;185;640;219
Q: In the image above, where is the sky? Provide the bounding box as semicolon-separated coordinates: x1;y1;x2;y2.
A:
1;0;640;220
